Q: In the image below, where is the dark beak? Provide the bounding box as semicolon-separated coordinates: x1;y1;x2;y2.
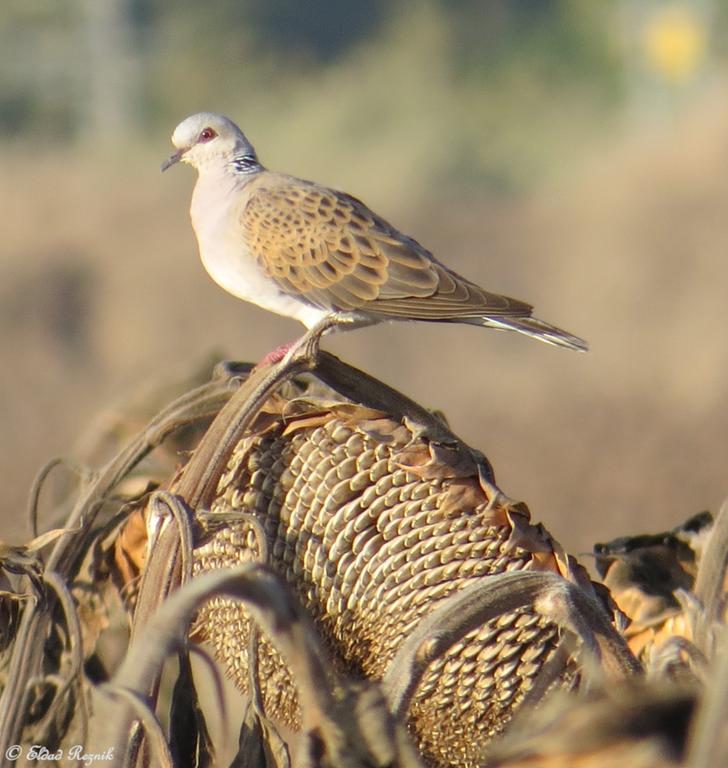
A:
161;149;185;172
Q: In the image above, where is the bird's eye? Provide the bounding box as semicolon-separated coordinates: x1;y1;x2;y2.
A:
198;127;217;143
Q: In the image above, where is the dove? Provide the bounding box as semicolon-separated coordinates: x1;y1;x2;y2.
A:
163;112;587;360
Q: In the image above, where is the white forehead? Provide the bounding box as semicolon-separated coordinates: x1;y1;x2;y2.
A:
171;112;242;148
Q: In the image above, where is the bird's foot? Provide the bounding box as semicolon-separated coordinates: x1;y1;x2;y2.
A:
254;341;296;370
253;314;350;372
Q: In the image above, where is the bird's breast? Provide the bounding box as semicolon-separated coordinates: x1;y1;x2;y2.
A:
190;176;327;329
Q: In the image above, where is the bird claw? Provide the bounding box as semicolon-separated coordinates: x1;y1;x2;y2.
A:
253;314;345;372
253;342;296;371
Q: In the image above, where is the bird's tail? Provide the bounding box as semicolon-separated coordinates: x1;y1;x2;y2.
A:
474;315;589;352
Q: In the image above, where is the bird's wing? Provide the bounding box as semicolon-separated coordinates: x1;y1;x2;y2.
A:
241;177;531;319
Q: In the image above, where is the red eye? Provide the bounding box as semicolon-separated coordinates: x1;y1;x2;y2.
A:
199;127;217;142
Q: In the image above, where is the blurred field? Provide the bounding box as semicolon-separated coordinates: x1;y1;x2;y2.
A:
1;1;727;557
3;84;727;555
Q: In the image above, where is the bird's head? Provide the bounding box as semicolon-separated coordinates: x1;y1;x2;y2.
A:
161;112;257;172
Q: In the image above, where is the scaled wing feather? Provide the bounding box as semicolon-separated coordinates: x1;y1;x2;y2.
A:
241;175;533;319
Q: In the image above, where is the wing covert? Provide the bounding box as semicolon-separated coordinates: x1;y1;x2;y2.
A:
241;180;439;311
241;176;533;319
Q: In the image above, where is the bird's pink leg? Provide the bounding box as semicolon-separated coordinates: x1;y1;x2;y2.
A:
254;314;365;370
254;340;297;370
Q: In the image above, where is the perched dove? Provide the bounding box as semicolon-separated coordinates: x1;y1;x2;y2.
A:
163;112;587;357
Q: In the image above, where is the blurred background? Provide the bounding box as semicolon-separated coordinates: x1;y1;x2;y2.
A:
1;0;726;555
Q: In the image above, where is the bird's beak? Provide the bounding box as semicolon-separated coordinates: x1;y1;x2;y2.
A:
161;149;185;172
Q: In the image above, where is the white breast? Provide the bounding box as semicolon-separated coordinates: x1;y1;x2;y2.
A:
189;168;327;329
